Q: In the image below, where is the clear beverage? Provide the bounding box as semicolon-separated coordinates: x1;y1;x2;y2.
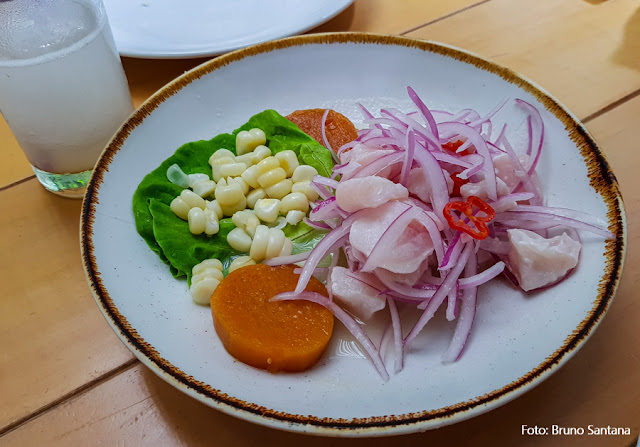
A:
0;0;133;198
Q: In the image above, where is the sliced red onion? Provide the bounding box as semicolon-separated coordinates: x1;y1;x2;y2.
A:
515;99;544;175
309;196;345;221
442;248;478;362
496;210;614;238
439;232;463;270
303;217;333;231
407;86;439;139
381;107;441;151
273;291;389;381
439;121;497;200
490;192;534;213
412;141;450;217
293;213;360;295
387;297;404;373
321;108;340;164
467;97;509;131
400;130;416;187
458;261;505;288
312;175;339;190
445;285;459;321
406;242;473;346
375;268;437;299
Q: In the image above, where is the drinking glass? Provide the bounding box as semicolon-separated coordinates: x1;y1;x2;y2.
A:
0;0;133;198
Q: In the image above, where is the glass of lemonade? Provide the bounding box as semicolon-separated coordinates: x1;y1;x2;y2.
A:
0;0;133;198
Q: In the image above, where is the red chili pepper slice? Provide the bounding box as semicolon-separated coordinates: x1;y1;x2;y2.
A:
442;140;474;156
450;172;470;197
443;196;496;240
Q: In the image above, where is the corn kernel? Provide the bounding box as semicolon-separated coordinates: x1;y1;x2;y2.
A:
255;156;280;176
214;182;244;206
218;162;247;179
209;149;236;162
232;210;260;238
241;165;261;189
265;228;286;259
170;197;190;220
219;196;247;217
189;278;220;305
180;189;206;209
279;237;293;257
228;177;249;195
234;152;254;166
192;179;216;198
257;167;287;188
227;227;252;252
285;210;306;226
206;200;223;220
192;258;223;275
228;256;256;273
252;145;271;164
192;268;224;284
291;180;320;201
249;225;270;261
187;173;210;188
292;165;319;182
246;188;266;209
236;128;266;155
280;192;309;214
204;208;219;235
264;179;293;200
254;198;280;223
188;207;206;234
275;150;299;177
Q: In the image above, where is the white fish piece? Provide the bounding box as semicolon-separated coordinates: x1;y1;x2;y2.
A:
407;166;453;203
493;153;530;192
336;176;408;212
349;201;434;274
460;177;510;201
507;229;581;291
329;266;386;321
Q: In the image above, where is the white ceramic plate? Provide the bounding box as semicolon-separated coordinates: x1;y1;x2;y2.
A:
102;0;353;58
81;34;626;436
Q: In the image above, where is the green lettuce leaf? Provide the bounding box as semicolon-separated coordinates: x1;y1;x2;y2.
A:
132;110;333;282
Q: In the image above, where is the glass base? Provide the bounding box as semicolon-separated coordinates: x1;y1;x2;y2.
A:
31;165;92;199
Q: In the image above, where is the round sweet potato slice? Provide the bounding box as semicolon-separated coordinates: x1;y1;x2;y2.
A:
210;264;334;373
286;108;358;153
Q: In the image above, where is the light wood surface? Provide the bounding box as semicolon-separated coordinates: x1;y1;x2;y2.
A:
1;0;638;445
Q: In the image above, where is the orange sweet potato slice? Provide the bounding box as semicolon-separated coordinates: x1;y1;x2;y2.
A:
210;264;334;373
286;108;358;153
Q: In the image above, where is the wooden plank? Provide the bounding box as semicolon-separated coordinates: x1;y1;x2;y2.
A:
406;0;640;120
4;97;639;445
0;118;34;189
0;180;135;429
312;0;487;35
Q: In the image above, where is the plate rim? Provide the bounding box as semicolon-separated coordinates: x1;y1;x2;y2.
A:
80;32;627;436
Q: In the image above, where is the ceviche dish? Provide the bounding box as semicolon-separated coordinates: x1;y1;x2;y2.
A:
132;87;614;380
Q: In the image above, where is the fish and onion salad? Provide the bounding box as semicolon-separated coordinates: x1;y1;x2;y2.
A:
132;87;614;379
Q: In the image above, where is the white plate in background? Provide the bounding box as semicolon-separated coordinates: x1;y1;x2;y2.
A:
103;0;353;58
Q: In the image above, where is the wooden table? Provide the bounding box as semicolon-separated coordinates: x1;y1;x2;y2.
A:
1;1;639;445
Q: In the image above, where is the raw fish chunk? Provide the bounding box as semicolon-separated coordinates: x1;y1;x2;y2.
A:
407;167;453;203
349;201;434;274
460;177;510;201
507;229;581;291
329;267;386;321
336;176;408;212
492;153;530;192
